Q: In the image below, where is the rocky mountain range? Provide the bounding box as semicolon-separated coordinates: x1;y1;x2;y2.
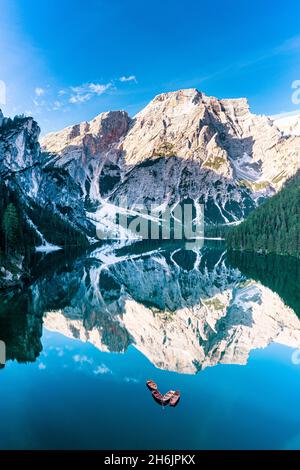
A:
0;89;299;287
41;88;300;234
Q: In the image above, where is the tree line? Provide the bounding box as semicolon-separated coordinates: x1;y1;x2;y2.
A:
226;172;300;258
0;183;88;265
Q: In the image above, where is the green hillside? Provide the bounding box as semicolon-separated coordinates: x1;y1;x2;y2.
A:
226;172;300;258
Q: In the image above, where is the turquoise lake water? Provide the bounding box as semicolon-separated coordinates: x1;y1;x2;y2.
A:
0;243;299;449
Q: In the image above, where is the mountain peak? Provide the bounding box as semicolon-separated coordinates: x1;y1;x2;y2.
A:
41;110;131;154
147;88;250;109
41;87;300;199
136;88;203;117
152;87;202;102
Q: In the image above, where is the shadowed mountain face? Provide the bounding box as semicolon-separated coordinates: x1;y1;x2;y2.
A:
1;244;300;374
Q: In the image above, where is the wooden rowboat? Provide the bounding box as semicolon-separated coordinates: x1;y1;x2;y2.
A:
146;380;158;391
147;381;181;407
162;390;174;402
152;390;171;406
169;390;180;407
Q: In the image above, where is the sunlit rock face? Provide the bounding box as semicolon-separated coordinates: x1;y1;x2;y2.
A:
39;247;300;374
41;89;300;231
121;89;299;191
41;111;131;201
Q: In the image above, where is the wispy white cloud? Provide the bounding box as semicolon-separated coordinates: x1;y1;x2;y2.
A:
38;362;46;370
89;83;111;94
93;364;111;375
52;100;62;110
69;93;92;104
35;87;45;96
69;82;112;104
119;75;137;83
31;74;136;113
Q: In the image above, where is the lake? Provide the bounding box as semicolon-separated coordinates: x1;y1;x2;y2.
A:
0;241;300;450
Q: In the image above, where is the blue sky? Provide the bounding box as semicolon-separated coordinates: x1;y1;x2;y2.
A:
0;0;300;134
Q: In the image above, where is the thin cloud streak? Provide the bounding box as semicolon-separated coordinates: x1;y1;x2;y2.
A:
119;75;137;83
163;34;300;93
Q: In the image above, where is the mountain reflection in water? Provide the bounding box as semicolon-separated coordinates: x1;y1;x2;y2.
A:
1;242;299;374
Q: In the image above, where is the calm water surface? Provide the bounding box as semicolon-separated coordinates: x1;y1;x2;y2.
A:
0;242;300;450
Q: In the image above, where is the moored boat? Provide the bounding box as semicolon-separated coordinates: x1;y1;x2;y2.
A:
169;390;180;407
162;390;174;402
146;380;158;391
152;390;170;405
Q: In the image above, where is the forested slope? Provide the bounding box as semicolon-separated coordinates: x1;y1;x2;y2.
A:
226;173;300;257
